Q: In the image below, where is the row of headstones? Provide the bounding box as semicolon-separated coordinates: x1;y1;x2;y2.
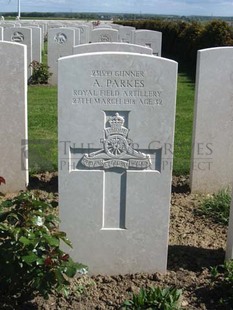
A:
1;39;233;274
48;26;162;85
0;21;162;85
0;24;43;77
47;22;161;48
0;20;161;49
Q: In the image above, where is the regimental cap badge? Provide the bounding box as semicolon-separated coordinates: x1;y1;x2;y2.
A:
54;32;67;44
100;34;111;42
81;112;152;170
11;31;24;42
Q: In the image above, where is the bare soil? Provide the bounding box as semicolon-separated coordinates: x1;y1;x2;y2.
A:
1;174;230;309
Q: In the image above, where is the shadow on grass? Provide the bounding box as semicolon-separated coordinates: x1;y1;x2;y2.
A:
177;60;196;82
168;245;225;272
163;52;196;82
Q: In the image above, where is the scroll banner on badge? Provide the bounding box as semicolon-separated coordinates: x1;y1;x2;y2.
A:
81;155;151;170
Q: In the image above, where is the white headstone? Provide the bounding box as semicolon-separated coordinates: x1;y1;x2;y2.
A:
190;47;233;193
48;23;64;29
39;25;45;50
91;28;118;43
95;24;112;29
74;24;90;44
63;27;80;46
73;42;153;55
37;23;45;50
111;24;121;30
20;22;38;27
58;52;177;275
118;26;135;43
39;21;48;36
0;23;16;28
48;27;75;85
28;26;42;62
4;27;32;77
134;30;162;56
226;190;233;260
0;41;28;193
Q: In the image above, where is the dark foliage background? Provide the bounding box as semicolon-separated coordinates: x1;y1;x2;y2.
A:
116;19;233;73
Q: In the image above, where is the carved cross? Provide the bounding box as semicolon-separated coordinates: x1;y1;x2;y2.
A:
70;111;161;230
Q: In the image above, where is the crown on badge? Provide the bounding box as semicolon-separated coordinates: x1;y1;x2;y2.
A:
109;113;124;128
105;113;128;137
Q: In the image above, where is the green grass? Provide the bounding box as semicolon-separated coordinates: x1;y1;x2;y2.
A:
210;260;233;307
121;286;182;310
27;68;195;174
42;41;48;65
28;85;57;172
198;189;231;225
173;72;195;175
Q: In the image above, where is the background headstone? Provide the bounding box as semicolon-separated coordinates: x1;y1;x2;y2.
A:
0;22;15;28
4;27;32;77
94;24;112;29
74;24;90;44
111;24;121;30
0;41;28;193
48;27;75;85
73;42;153;55
134;30;162;56
48;22;64;29
118;26;135;43
58;52;177;275
190;47;233;193
28;26;42;62
91;28;118;43
64;27;80;45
